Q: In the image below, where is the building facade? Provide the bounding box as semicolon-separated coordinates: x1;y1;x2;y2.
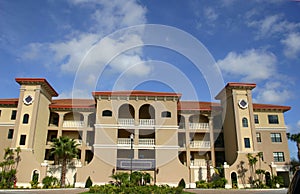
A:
0;78;291;188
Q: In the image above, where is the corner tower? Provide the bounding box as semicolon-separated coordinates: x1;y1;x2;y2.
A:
215;83;257;165
12;78;58;162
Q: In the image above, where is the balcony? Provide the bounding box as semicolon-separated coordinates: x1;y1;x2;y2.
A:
191;159;211;167
117;138;132;145
117;159;155;170
190;141;211;149
62;121;85;128
189;123;209;130
118;119;135;126
139;119;155;126
139;138;155;146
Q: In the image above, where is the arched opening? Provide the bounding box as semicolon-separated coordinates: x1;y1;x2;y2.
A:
265;172;271;187
31;170;39;188
23;114;29;124
242;117;248;127
88;112;96;127
63;112;84;127
231;172;238;188
139;104;155;119
161;111;171;118
102;110;112;117
49;112;59;126
118;104;135;119
178;115;185;129
139;104;155;126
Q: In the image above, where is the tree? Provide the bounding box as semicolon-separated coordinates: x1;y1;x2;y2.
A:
288;133;300;162
247;153;258;185
50;136;79;187
0;147;21;188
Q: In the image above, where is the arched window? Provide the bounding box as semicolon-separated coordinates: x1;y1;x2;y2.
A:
23;114;29;124
102;110;112;117
231;172;237;188
242;117;248;127
161;111;171;118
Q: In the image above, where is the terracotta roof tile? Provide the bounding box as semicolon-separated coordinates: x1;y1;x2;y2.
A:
50;99;95;109
92;90;182;97
15;78;58;97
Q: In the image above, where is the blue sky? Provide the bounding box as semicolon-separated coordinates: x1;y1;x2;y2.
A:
1;0;300;159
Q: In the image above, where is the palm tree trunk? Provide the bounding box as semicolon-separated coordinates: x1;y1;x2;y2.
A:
61;159;67;188
297;143;300;162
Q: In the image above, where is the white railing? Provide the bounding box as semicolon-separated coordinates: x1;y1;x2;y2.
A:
117;138;131;145
191;159;211;167
190;141;211;148
139;119;155;126
118;119;135;126
189;123;209;130
139;138;155;145
62;120;85;128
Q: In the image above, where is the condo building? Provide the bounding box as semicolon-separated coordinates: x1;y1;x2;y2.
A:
0;78;291;188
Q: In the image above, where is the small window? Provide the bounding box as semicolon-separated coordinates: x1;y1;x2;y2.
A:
268;115;279;124
20;135;26;145
242;117;248;127
8;129;14;139
244;138;251;148
11;110;17;120
102;110;112;117
273;152;285;162
161;111;171;118
271;133;282;142
0;110;2;117
254;114;259;124
256;132;261;143
23;114;29;124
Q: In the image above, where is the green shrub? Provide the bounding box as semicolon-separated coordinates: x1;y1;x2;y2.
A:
42;176;59;189
196;178;227;189
85;176;93;188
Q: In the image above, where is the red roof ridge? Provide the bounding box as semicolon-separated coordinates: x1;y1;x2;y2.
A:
92;90;182;97
15;78;58;97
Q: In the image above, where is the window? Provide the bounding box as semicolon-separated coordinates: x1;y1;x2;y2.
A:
242;117;248;127
102;110;112;117
11;110;17;120
254;114;259;124
8;129;14;139
161;111;171;118
23;114;29;124
244;138;251;148
19;135;26;145
268;115;279;124
273;152;285;162
0;110;2;117
271;133;282;142
256;133;261;143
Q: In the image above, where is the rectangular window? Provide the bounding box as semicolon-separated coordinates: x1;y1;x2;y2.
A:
19;135;26;145
0;110;2;117
11;110;17;120
7;129;14;139
268;115;279;124
244;138;251;148
271;133;282;142
254;114;259;124
256;133;261;143
273;152;285;162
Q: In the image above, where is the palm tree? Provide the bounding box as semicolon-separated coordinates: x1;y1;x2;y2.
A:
247;153;258;185
50;136;79;187
288;133;300;162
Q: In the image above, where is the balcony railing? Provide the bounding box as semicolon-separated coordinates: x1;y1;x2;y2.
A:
191;159;211;167
62;120;85;128
118;119;135;126
139;119;155;126
189;123;209;130
117;138;132;145
190;141;211;148
139;138;155;145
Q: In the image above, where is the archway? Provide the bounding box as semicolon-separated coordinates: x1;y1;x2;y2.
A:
231;172;238;188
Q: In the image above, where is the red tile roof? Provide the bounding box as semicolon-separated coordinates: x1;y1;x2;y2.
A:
15;78;58;97
49;99;95;109
226;82;256;88
0;98;19;106
253;103;291;112
92;90;182;98
178;101;221;111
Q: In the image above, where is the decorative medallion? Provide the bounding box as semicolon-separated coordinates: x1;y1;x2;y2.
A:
238;99;248;109
23;95;34;105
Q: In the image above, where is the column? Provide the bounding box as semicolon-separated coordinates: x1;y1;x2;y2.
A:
58;112;65;137
209;116;215;166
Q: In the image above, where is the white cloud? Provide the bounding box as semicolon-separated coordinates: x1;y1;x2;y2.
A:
204;7;218;22
255;81;293;104
217;49;277;82
247;14;300;39
281;32;300;59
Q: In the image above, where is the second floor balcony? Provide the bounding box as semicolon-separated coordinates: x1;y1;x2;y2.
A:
190;140;211;149
189;122;209;130
117;138;155;146
63;120;85;128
